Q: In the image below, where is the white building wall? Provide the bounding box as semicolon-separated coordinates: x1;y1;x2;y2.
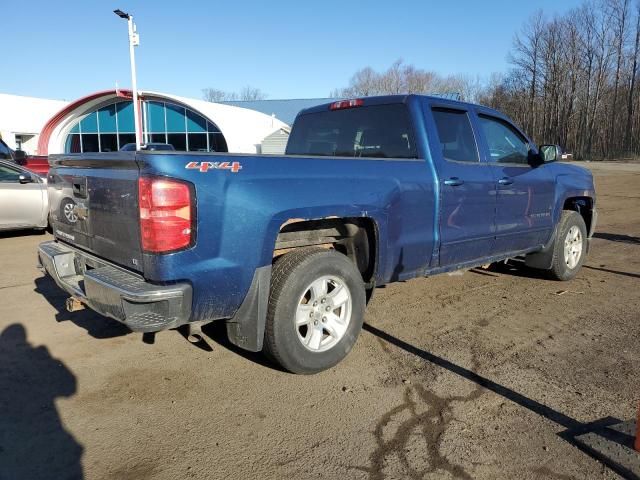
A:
20;135;39;153
0;131;15;148
261;128;290;154
0;94;68;154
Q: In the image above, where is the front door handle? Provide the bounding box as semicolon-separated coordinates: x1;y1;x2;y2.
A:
498;177;514;186
444;177;464;187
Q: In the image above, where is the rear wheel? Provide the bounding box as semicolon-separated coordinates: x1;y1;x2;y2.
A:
263;248;366;374
548;211;587;281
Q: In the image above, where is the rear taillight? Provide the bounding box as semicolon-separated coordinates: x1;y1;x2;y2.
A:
329;99;364;110
138;177;194;253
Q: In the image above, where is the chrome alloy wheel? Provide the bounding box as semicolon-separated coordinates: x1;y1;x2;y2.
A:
295;275;352;352
563;225;583;269
63;202;78;223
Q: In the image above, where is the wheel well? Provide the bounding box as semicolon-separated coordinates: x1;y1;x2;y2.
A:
274;217;377;286
563;197;593;233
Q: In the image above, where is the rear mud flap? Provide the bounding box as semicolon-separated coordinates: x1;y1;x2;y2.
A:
225;265;271;352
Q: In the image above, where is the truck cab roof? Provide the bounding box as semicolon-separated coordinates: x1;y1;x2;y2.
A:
297;94;507;121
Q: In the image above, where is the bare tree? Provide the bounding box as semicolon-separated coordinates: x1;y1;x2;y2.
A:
606;0;631;155
331;59;467;98
202;86;267;102
202;88;238;102
238;86;267;101
624;2;640;149
510;10;546;134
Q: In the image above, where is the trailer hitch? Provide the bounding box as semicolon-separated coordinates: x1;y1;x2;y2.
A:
65;297;86;312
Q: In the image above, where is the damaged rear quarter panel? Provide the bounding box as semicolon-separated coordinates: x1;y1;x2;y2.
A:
136;152;436;322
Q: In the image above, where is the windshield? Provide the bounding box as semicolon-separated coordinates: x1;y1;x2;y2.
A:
286;104;418;159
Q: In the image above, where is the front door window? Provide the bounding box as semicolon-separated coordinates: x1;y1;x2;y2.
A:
478;116;529;164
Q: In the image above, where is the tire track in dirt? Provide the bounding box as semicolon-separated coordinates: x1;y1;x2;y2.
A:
354;330;484;479
354;382;484;480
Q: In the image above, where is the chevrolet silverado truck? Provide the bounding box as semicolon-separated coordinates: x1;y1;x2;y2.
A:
38;95;596;374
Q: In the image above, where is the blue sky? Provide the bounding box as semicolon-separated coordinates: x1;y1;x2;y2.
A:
4;0;584;101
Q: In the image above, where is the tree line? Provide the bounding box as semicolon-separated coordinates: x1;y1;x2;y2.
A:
203;1;640;160
332;1;640;160
483;0;640;160
202;86;267;102
328;60;484;102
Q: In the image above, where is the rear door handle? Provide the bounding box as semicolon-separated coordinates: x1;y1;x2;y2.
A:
498;177;514;186
444;177;464;187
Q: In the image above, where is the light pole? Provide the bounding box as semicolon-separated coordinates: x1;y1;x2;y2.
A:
114;9;142;150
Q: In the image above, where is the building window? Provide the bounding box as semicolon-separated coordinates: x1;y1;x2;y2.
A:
64;100;227;153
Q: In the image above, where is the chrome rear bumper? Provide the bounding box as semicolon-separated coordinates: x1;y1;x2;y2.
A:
38;241;192;332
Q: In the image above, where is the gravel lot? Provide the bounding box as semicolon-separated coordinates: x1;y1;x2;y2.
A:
1;161;638;480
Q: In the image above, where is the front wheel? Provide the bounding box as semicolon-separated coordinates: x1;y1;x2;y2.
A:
263;248;366;374
548;211;588;281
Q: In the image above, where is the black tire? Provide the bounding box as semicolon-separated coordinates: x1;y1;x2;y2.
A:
263;248;366;374
548;210;588;281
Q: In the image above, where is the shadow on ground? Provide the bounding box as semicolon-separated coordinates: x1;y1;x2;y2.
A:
583;265;640;280
478;258;551;280
33;276;130;339
0;324;84;480
0;229;47;240
363;323;638;480
33;274;282;369
593;232;640;245
198;321;287;372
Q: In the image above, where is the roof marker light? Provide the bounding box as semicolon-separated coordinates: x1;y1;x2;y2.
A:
329;99;364;110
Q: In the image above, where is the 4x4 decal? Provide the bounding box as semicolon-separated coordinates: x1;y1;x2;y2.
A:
186;161;242;173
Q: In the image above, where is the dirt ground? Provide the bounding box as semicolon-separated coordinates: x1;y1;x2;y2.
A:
0;161;638;480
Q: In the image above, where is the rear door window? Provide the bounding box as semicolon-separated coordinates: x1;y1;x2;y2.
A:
286;104;418;159
431;108;479;162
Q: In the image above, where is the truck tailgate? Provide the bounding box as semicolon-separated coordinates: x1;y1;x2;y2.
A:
48;153;144;272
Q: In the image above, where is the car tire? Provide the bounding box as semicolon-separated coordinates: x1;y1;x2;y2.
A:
60;198;77;225
263;247;366;374
548;211;588;281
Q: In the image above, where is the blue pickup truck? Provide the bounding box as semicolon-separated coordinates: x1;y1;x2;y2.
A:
38;95;596;374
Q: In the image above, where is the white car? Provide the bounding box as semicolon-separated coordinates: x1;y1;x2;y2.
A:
0;159;49;231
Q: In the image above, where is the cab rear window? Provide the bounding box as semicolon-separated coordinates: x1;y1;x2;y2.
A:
286;104;418;159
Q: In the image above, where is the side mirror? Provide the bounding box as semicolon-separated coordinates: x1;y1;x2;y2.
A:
539;144;561;163
13;150;27;162
18;174;33;184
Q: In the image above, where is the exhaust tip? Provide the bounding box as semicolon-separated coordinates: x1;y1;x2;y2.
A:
187;332;203;344
182;323;213;352
185;322;206;344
